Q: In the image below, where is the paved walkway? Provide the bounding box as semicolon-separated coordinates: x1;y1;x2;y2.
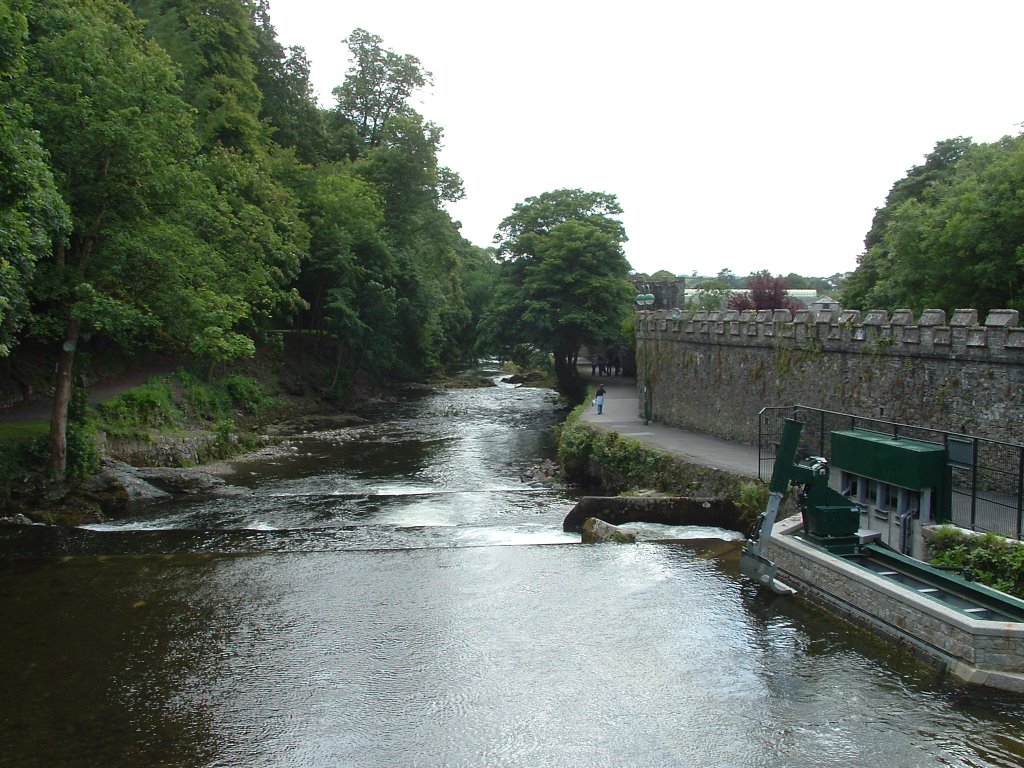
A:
580;374;761;479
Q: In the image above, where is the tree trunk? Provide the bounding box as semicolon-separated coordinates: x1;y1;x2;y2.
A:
47;317;80;480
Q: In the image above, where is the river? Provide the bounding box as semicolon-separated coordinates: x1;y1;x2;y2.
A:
1;374;1023;767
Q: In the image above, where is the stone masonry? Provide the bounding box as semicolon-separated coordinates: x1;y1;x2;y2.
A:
636;307;1024;445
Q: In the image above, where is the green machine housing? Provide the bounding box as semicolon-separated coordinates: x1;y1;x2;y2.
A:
829;429;950;555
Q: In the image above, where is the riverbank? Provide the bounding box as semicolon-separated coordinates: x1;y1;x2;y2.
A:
0;352;555;526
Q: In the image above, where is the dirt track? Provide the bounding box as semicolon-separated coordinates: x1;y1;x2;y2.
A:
0;361;182;424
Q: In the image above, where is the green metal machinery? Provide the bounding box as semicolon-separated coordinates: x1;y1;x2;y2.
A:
741;418;861;592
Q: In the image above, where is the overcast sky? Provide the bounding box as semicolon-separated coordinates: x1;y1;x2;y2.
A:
268;0;1023;279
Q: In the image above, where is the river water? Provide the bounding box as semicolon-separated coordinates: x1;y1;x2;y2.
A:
2;376;1023;767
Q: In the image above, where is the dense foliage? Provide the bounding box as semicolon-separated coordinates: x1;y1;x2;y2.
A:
483;189;634;398
927;526;1024;600
726;271;804;312
843;134;1024;315
0;0;494;478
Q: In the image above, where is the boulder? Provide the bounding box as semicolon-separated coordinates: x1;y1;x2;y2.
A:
86;459;233;516
580;517;637;544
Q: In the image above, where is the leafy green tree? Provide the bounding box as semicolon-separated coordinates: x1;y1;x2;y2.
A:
129;0;265;152
716;268;739;287
845;135;1024;314
22;0;207;477
689;279;730;310
249;0;326;163
333;28;431;148
0;0;70;356
486;189;632;396
21;0;306;478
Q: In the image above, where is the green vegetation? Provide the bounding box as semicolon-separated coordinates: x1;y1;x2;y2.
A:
558;401;760;528
843;135;1024;315
928;526;1024;600
1;1;497;481
481;189;634;400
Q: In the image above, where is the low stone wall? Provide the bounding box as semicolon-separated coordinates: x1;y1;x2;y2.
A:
766;518;1024;692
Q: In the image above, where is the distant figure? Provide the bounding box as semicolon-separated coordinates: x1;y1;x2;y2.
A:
598;355;607;376
591;357;598;376
595;384;607;415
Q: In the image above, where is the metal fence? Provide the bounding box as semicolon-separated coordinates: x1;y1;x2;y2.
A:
757;405;1024;540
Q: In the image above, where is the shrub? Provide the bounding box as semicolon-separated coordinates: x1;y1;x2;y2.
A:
97;379;179;432
222;375;272;415
928;527;1024;599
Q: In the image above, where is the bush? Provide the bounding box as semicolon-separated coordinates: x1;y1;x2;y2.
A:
928;527;1024;599
222;375;272;415
0;437;48;505
97;379;179;433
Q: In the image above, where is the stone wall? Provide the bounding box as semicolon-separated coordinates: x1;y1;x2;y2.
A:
766;517;1024;691
637;307;1024;445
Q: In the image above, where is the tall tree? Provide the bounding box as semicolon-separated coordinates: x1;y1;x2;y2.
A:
332;28;431;148
844;135;1024;314
22;0;206;477
486;189;632;396
128;0;264;152
0;0;70;357
249;0;325;163
22;0;305;478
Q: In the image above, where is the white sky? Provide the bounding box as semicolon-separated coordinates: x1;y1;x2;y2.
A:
268;0;1023;279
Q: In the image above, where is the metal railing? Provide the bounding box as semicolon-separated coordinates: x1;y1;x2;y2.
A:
758;405;1024;540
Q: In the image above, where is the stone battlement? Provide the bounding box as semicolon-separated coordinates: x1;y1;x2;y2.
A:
638;308;1024;363
635;307;1024;446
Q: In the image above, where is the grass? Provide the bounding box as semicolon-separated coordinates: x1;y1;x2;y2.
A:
0;422;48;441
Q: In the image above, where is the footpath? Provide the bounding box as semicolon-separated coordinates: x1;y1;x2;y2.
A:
579;373;761;480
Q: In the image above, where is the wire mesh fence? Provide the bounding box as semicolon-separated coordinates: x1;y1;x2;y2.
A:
758;405;1024;540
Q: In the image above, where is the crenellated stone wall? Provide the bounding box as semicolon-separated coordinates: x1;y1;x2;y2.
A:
636;307;1024;445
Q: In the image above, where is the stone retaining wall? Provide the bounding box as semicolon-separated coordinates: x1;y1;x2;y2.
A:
766;518;1024;692
637;307;1024;445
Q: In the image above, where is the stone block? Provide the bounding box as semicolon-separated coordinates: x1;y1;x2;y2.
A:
951;308;980;327
838;310;862;325
985;309;1019;328
863;309;889;325
772;309;793;323
919;309;947;327
891;309;915;326
793;309;814;323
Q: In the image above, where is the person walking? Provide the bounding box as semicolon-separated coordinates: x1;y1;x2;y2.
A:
595;383;606;415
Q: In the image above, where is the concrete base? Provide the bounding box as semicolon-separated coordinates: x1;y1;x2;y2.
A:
765;517;1024;693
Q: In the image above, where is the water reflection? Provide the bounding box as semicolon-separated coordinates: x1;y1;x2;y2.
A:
2;379;1023;767
4;544;1023;768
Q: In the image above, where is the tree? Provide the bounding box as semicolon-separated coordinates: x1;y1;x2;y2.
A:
485;189;632;396
128;0;265;152
22;0;207;478
728;271;803;312
22;0;305;478
844;135;1024;314
689;279;730;310
0;0;70;357
332;28;431;148
249;0;326;163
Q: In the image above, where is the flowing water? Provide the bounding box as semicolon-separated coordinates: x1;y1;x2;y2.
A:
1;375;1023;767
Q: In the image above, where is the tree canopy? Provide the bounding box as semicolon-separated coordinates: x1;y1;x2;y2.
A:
483;189;632;397
1;2;493;479
843;135;1024;315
